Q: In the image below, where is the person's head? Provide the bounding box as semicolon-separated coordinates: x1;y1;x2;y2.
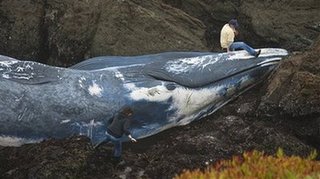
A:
228;19;239;29
121;106;133;117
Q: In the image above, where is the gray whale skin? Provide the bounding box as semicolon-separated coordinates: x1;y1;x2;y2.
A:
0;48;288;146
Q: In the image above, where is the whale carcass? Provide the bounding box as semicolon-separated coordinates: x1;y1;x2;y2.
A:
0;48;288;146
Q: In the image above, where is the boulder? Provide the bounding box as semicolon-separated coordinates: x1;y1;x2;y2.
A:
0;0;207;66
240;0;320;51
89;0;207;57
260;37;320;117
44;0;101;66
259;37;320;148
0;0;44;61
161;0;320;51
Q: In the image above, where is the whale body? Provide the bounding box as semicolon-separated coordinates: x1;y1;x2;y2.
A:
0;48;288;146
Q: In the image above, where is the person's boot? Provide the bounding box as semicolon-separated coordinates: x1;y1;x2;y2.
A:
111;156;122;164
255;50;261;58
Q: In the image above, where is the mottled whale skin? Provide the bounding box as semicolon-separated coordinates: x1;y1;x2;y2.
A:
0;48;288;146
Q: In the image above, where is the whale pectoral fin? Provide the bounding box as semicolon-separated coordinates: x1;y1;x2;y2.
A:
0;60;62;85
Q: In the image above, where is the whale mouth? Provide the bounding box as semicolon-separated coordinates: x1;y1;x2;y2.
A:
0;135;43;147
257;57;283;66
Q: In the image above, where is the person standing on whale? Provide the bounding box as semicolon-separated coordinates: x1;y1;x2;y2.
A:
95;106;137;160
220;19;261;57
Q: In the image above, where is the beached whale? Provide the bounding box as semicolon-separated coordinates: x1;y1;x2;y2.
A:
0;48;288;146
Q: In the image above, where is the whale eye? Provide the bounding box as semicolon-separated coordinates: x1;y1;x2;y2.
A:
165;83;176;91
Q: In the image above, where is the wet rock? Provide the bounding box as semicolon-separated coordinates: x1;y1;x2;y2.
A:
162;0;239;50
44;0;101;66
0;0;44;61
162;0;320;51
0;136;93;178
237;103;254;115
239;0;320;51
259;37;320;117
89;0;207;58
279;72;320;116
0;0;207;66
259;37;320;149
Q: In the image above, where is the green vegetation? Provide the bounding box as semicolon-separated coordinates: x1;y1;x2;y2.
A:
175;149;320;179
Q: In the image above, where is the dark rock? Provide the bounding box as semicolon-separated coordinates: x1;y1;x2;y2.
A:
162;0;320;51
237;102;254;115
44;0;101;66
239;0;320;51
0;0;208;66
259;37;320;149
88;0;207;57
0;0;44;61
0;136;93;178
259;37;320;117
